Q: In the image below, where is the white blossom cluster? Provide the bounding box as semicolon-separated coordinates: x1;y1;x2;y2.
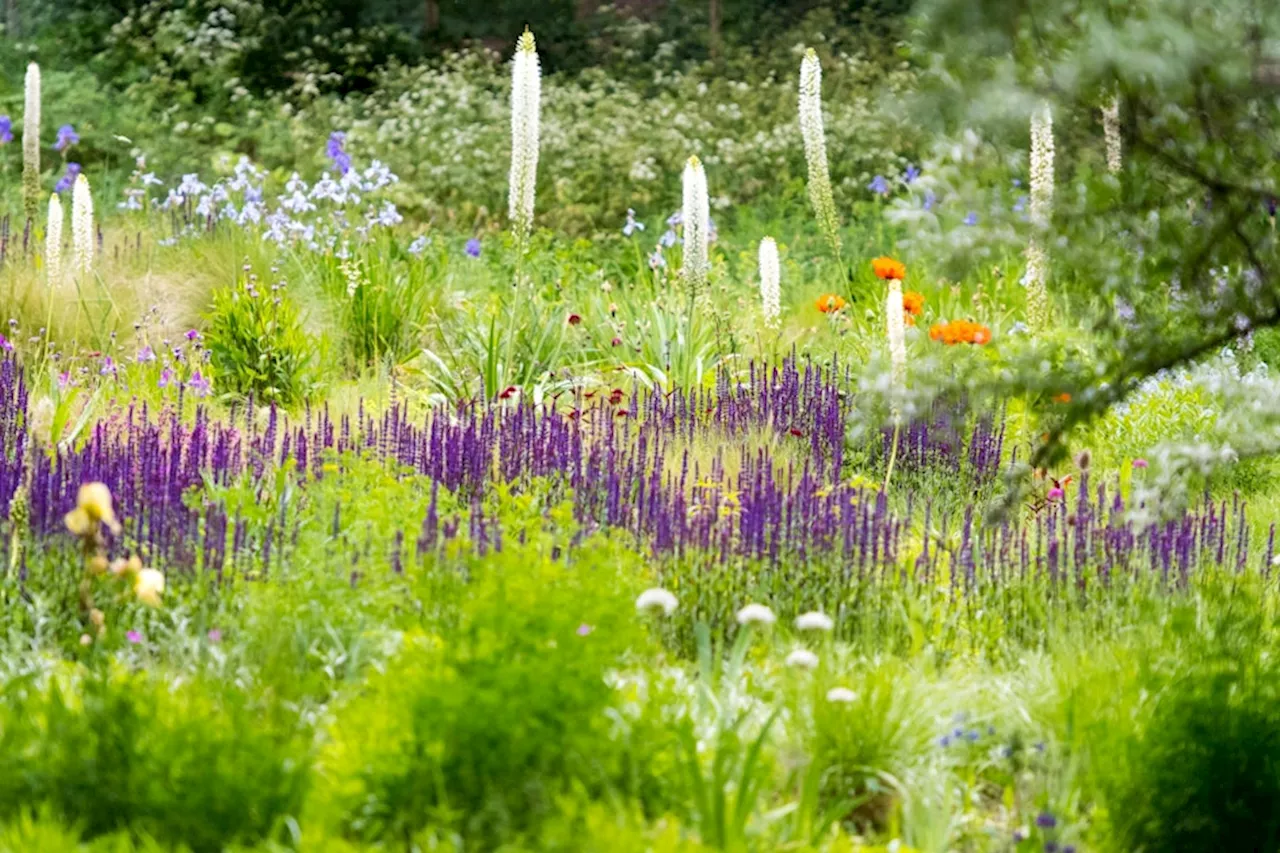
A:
71;175;95;278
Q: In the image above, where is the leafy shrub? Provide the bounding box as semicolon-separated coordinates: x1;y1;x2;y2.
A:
1092;588;1280;852
0;668;311;852
316;551;651;845
204;269;317;406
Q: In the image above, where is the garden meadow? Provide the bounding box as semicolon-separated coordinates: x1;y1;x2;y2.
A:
3;3;1280;852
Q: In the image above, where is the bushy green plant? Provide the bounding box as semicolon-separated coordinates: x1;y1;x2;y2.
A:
204;269;317;406
0;668;311;853
316;550;651;845
300;237;447;371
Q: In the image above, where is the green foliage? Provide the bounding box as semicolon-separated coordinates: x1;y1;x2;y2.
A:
204;270;317;406
317;551;652;845
1087;589;1280;852
0;669;311;852
299;237;448;371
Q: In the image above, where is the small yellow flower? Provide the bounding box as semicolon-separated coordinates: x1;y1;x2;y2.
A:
67;482;121;535
134;568;165;608
64;507;92;536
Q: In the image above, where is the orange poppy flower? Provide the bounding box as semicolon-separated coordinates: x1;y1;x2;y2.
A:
872;256;907;281
816;293;847;313
902;290;924;316
928;320;992;345
1053;392;1071;404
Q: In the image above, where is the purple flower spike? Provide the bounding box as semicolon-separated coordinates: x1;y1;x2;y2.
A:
0;116;12;145
54;162;82;194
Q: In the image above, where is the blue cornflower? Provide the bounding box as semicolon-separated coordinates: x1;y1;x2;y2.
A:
937;735;953;747
1013;195;1028;214
623;208;645;237
1012;178;1023;188
868;175;890;196
465;238;482;258
904;164;920;184
326;131;352;175
964;211;979;226
0;116;11;145
54;124;79;153
1035;812;1057;829
965;728;980;741
54;162;81;194
923;190;937;211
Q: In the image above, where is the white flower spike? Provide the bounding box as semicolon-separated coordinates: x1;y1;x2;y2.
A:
45;193;63;285
758;237;781;327
681;156;710;297
71;174;94;277
799;49;841;258
508;28;541;249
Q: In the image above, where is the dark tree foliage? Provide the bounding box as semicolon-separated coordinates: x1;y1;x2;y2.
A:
915;0;1280;474
7;0;911;90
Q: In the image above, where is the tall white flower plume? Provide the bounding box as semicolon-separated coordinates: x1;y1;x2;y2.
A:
886;279;906;390
71;174;94;278
681;155;710;297
1102;94;1122;174
799;49;841;259
22;62;41;222
45;193;63;285
758;237;780;326
1029;103;1055;228
508;28;541;249
1026;103;1054;329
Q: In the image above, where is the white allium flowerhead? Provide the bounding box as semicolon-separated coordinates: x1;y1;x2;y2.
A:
736;602;777;626
681;156;710;297
886;279;906;390
1029;102;1055;228
507;28;541;247
785;649;819;670
45;193;63;285
795;611;834;632
636;587;678;616
22;62;41;220
1102;94;1122;175
826;687;856;703
71;174;94;277
758;237;780;326
799;49;841;258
